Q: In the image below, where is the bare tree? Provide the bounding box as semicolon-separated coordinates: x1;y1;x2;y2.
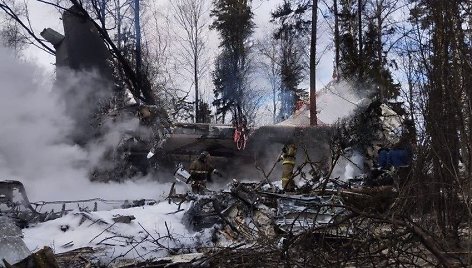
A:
171;0;210;123
0;0;54;55
0;0;27;55
143;7;193;122
257;34;281;124
108;0;134;51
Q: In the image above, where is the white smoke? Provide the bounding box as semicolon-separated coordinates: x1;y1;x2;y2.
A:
330;149;365;181
316;80;374;181
273;79;371;127
0;46;171;202
317;79;371;124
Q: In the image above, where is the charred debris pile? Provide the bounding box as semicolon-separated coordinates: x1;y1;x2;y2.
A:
2;100;467;267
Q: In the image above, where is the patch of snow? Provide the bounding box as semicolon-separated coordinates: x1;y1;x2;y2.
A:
23;202;213;263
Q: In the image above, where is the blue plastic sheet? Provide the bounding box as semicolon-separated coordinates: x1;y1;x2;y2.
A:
378;148;410;169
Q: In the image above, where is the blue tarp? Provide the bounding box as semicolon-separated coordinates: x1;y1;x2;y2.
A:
378;148;410;169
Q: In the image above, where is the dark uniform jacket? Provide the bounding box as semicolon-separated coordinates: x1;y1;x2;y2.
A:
189;159;215;182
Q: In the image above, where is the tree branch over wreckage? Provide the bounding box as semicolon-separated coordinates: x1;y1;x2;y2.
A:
0;0;55;55
1;0;155;104
63;0;156;105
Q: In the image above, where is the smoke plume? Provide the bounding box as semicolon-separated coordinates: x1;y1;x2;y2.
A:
0;46;170;202
317;80;371;124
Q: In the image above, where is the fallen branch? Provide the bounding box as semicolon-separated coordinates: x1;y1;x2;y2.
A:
89;222;116;243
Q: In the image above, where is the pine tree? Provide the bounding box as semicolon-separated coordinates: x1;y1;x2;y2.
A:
363;21;399;99
271;0;311;121
277;28;307;121
337;0;359;79
271;0;317;124
335;0;400;99
212;49;234;123
409;0;468;242
196;99;212;123
210;0;254;123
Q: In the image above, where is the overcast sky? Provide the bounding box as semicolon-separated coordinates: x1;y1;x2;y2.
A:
25;0;334;79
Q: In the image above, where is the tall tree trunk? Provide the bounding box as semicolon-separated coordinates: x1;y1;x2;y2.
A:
194;46;199;123
134;0;141;69
358;0;362;79
334;0;339;71
273;76;277;124
376;0;383;100
100;0;106;29
310;0;318;126
426;0;462;241
116;6;122;50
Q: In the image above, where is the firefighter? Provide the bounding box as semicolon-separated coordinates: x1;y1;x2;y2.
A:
279;144;297;192
187;151;220;194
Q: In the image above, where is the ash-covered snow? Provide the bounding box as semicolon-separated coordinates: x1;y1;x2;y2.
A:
23;201;214;263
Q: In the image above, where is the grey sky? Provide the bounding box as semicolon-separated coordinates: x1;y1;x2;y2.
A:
25;0;334;80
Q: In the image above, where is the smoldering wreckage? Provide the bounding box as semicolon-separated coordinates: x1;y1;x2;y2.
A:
0;5;456;268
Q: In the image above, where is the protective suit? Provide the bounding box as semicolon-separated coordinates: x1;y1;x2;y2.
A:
188;151;216;194
280;144;297;191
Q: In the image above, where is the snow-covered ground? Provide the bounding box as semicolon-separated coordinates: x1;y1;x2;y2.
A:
23;201;213;263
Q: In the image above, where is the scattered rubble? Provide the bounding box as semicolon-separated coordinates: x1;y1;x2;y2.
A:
54;247;94;268
0;181;54;227
0;217;31;265
1;100;447;267
3;247;58;268
112;215;135;224
0;163;445;268
1;171;401;267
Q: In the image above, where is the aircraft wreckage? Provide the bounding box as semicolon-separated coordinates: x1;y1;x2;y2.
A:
0;5;425;268
0;96;414;267
39;5;331;182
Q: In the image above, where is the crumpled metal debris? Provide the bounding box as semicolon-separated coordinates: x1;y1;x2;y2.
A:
114;252;203;268
0;180;56;228
0;216;31;266
274;194;345;233
179;180;348;244
112;215;135;224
